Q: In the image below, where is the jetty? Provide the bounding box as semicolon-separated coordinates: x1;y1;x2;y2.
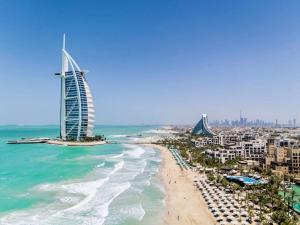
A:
7;138;50;144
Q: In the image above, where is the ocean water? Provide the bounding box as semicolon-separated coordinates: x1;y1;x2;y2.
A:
0;125;165;225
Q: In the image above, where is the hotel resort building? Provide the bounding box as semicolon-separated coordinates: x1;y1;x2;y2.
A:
192;114;216;137
55;35;95;141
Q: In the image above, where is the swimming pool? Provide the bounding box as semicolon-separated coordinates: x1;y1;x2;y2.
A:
226;176;262;185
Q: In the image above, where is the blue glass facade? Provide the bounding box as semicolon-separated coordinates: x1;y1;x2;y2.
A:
65;71;90;140
192;114;216;137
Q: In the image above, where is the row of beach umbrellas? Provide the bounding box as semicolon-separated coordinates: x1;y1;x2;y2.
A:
195;179;261;225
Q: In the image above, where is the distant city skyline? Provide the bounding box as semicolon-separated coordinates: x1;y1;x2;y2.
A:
1;1;300;125
210;111;298;128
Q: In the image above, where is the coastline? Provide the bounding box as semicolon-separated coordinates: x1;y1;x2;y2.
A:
47;139;106;146
145;144;215;225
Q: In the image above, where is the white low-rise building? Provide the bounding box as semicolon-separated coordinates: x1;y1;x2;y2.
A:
204;140;266;163
242;140;266;161
192;136;223;147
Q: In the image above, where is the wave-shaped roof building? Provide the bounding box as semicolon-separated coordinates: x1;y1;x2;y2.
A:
192;114;216;137
55;35;95;141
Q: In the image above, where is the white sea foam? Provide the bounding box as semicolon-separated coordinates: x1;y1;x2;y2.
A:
108;134;128;138
94;182;131;224
71;152;124;161
62;177;110;211
110;153;124;159
58;182;132;225
120;203;145;221
123;144;145;158
96;162;105;168
110;160;124;175
70;154;105;161
143;129;178;134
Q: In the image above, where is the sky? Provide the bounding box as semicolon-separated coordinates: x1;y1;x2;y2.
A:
0;0;300;125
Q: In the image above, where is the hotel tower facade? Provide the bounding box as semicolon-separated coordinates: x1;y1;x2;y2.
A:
56;35;95;141
192;114;216;137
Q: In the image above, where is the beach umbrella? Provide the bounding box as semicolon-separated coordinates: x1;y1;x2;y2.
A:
223;212;230;217
220;222;229;225
211;208;218;213
233;204;239;209
240;211;248;216
232;212;239;217
230;200;237;205
254;205;260;210
216;218;224;223
254;217;261;223
213;212;220;217
208;204;215;209
212;207;220;213
227;216;234;222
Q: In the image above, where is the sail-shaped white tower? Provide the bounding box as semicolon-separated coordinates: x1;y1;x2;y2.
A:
192;114;216;137
56;34;95;141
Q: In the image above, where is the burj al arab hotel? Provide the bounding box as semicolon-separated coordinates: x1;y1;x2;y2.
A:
55;35;95;141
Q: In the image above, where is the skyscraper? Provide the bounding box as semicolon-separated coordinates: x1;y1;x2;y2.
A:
192;114;216;137
55;35;95;141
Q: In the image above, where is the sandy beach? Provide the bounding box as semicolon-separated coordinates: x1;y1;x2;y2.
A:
146;144;215;225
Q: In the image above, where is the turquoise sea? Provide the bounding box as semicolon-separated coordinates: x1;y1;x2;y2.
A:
0;125;165;225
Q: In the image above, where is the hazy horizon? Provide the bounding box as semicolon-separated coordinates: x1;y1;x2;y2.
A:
1;1;300;125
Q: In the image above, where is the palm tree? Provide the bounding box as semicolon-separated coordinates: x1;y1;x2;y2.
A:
286;189;297;216
247;205;254;224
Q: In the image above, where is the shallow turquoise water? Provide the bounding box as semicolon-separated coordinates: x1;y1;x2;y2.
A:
0;125;165;225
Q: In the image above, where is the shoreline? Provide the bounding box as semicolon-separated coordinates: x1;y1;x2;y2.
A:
47;140;106;146
145;144;215;225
